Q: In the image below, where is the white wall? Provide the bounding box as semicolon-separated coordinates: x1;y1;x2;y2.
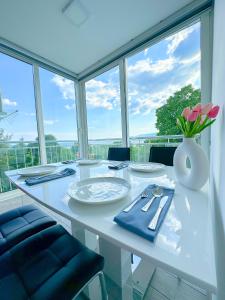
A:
211;0;225;299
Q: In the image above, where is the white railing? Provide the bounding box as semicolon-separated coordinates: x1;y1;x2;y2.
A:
129;134;185;162
0;135;195;193
0;140;79;193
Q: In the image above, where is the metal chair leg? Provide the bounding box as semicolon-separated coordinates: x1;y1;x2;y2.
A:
99;271;108;300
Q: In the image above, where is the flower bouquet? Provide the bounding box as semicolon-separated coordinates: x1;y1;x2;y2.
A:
174;102;219;190
177;103;220;137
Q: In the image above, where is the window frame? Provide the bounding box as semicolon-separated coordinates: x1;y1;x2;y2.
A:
80;9;213;155
0;9;213;160
0;51;79;162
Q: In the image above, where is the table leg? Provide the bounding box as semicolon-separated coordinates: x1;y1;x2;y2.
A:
132;258;156;299
209;293;216;300
99;237;133;300
71;221;101;300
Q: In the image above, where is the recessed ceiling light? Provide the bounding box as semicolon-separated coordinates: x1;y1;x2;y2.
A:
62;0;89;27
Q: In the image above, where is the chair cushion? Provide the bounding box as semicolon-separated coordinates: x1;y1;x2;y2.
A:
108;147;130;161
0;224;104;300
0;204;56;255
149;146;177;166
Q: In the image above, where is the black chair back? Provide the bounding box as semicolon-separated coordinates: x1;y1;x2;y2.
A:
108;147;130;161
149;146;177;166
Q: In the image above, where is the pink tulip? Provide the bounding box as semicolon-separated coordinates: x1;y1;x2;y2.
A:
207;105;220;118
182;107;191;120
201;103;213;115
187;110;199;122
193;103;202;113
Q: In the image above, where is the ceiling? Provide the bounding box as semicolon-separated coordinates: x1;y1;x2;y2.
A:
0;0;195;75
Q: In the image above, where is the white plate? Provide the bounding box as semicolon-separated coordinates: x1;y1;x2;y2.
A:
77;159;101;165
18;165;58;177
129;162;165;173
68;177;130;204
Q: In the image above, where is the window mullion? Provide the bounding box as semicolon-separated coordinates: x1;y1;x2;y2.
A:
119;59;129;147
75;81;88;158
33;64;47;164
200;10;213;156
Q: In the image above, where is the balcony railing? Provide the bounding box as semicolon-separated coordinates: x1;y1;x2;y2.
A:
0;135;192;193
0;140;79;193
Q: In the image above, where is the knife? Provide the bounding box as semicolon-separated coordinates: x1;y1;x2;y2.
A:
148;196;169;230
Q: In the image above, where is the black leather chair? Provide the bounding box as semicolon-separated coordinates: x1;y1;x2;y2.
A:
0;224;107;300
0;204;56;255
149;146;177;166
108;147;130;161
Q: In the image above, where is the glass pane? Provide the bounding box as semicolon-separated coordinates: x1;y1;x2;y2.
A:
39;68;79;163
85;66;122;159
0;52;39;193
127;22;201;161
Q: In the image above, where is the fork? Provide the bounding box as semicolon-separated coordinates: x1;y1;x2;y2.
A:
123;190;149;212
141;187;163;212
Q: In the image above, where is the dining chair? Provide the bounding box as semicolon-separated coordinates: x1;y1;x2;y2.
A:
149;146;177;166
107;147;130;161
0;204;56;255
0;224;107;300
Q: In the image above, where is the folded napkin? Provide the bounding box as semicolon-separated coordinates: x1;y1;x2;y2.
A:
25;168;76;186
108;162;129;170
114;184;174;242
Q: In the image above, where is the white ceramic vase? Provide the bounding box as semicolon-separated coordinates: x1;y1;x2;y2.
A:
173;137;209;190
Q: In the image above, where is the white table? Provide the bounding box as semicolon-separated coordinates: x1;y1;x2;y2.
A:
6;162;216;299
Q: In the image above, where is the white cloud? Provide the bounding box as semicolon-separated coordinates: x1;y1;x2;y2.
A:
144;48;148;56
129;84;180;115
84;49;200;116
65;103;76;110
128;47;200;78
44;119;58;125
51;75;75;100
166;27;194;55
180;51;200;65
129;54;201;116
128;56;177;75
2;98;17;106
85;79;120;110
185;68;200;88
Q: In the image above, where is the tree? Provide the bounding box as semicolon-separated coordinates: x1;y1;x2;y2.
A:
39;134;58;146
155;85;201;136
0;129;13;192
0;128;11;148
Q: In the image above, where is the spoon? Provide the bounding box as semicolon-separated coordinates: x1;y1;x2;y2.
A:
141;187;163;212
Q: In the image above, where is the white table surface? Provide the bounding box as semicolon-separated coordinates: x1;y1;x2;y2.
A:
6;161;217;294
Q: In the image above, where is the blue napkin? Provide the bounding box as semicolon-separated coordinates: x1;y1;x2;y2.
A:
114;184;174;242
108;162;129;170
25;168;76;186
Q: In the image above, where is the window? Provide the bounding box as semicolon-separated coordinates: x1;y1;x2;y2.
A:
39;68;79;163
126;22;201;160
85;66;122;159
0;52;39;192
0;19;205;192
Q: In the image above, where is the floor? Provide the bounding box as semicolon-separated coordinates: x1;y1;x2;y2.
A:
0;191;209;300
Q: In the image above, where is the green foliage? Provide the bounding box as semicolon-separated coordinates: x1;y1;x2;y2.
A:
155;85;201;135
0;129;13;192
0;128;11;148
177;114;215;138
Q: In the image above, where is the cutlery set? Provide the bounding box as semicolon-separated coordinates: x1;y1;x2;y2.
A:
123;186;169;231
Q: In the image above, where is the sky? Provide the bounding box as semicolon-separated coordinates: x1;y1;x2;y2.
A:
0;22;200;141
